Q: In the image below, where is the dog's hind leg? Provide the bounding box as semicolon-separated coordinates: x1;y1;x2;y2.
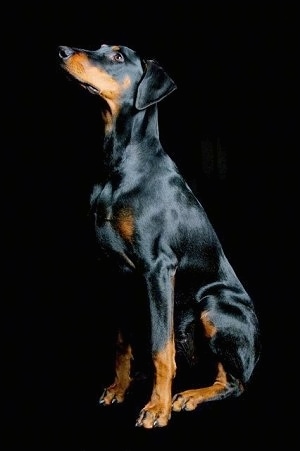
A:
172;300;258;412
172;361;243;411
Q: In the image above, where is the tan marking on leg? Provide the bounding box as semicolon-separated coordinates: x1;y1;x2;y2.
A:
136;338;176;428
172;362;230;411
200;310;217;337
99;331;133;405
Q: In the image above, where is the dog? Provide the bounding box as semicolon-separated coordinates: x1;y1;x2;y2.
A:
58;43;260;429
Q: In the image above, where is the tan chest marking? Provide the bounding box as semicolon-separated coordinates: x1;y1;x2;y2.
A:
114;208;135;242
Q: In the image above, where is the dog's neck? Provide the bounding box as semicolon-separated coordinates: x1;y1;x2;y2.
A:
101;104;162;173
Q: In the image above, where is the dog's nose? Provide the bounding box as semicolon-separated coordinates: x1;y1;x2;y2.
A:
58;46;74;60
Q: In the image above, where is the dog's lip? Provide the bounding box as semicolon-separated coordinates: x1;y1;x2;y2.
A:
59;64;99;95
80;82;99;95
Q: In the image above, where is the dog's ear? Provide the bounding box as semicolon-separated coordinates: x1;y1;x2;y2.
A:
135;59;177;110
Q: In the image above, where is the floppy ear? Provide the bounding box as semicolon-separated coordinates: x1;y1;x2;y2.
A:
135;59;177;110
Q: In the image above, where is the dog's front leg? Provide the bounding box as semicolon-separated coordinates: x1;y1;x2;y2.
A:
135;266;176;428
99;330;133;405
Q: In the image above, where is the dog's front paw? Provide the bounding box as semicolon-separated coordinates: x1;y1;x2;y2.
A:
135;402;171;428
99;384;127;405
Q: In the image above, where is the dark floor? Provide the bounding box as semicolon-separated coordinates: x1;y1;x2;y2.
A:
6;354;277;450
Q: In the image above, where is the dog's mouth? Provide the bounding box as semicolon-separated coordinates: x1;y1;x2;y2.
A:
62;70;100;95
79;82;99;95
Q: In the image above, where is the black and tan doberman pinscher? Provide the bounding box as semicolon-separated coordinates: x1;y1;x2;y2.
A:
58;43;260;428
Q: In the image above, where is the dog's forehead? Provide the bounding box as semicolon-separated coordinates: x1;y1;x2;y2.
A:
99;44;141;62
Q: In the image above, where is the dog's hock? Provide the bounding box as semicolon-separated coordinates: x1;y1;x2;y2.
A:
135;60;177;110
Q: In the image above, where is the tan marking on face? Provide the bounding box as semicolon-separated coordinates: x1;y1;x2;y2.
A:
115;208;135;242
64;53;120;96
121;75;131;90
200;310;217;337
112;46;121;51
63;53;132;131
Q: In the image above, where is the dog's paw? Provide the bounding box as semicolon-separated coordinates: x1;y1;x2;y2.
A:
172;390;202;412
99;385;126;405
135;403;171;428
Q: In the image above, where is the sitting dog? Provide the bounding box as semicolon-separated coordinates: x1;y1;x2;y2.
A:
58;43;260;429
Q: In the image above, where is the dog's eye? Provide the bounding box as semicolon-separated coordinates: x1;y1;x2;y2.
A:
112;52;124;63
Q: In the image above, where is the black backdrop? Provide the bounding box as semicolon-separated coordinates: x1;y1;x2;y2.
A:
5;2;296;450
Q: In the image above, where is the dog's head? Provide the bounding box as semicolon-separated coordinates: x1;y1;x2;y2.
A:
58;44;177;115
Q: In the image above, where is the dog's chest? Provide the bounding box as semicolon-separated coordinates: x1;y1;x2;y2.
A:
91;182;135;259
